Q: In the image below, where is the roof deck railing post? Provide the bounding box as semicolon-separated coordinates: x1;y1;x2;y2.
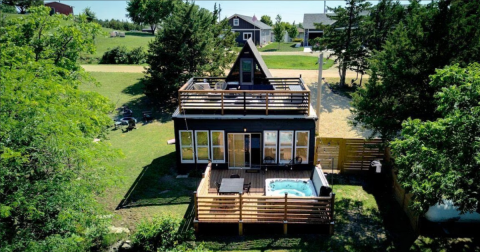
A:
243;92;246;115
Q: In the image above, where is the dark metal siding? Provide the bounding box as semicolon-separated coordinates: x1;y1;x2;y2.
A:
173;118;316;173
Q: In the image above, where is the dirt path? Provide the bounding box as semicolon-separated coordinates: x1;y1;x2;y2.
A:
82;64;146;73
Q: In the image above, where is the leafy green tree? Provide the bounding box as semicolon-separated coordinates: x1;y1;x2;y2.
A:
391;63;480;214
287;21;298;40
126;0;176;35
273;14;285;49
314;0;371;87
143;1;236;103
260;15;272;26
298;22;303;29
352;0;480;140
0;6;119;251
2;0;42;14
83;7;96;22
0;3;17;13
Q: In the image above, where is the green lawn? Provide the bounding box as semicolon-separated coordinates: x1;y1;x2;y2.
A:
263;55;334;70
258;42;304;52
81;28;155;63
81;72;200;230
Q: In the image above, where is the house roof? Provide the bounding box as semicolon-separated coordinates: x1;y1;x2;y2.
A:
45;1;73;8
226;38;272;82
303;13;336;29
229;14;272;30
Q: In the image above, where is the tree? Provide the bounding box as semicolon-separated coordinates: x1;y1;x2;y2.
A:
391;63;480;214
351;0;480;140
143;1;236;103
83;7;96;22
260;15;272;26
314;0;371;87
2;0;42;14
0;3;17;13
0;6;119;250
272;14;285;50
126;0;176;35
287;21;298;40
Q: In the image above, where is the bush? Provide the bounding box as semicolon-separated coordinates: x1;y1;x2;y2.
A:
132;216;194;252
292;38;303;43
100;46;145;64
1;4;17;14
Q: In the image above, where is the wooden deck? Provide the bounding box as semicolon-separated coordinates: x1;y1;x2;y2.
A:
193;163;335;234
206;169;312;196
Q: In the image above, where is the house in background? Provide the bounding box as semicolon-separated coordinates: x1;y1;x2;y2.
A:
302;13;335;47
228;14;272;46
45;1;74;15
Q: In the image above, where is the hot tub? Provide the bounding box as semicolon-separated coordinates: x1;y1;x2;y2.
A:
265;179;317;197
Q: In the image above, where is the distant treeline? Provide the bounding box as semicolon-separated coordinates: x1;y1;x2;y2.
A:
95;19;143;31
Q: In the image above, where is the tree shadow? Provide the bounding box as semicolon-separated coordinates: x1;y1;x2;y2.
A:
309;82;352;113
116;152;201;209
122;78;146;96
124;31;155;38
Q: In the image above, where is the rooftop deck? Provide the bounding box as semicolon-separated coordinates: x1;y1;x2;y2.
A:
193;163;335;234
178;77;311;116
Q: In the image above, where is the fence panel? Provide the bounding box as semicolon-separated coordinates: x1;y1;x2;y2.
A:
315;137;384;172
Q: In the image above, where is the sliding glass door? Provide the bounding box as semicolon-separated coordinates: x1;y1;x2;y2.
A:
228;133;251;169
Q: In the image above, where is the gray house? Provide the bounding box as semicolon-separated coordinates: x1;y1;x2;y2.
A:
303;13;335;47
228;14;272;46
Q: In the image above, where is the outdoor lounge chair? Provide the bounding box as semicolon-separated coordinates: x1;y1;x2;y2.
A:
126;118;136;131
243;182;251;194
215;81;227;90
193;82;211;90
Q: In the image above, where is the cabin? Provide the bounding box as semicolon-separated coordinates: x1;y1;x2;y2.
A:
173;39;335;235
228;14;272;46
45;1;74;16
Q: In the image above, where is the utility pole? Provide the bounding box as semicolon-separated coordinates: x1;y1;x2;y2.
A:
316;53;324;135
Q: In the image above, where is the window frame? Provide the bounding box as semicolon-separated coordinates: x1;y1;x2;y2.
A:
210;130;225;163
179;130;194;163
195;130;210;164
279;131;294;164
263;130;278;164
243;32;252;40
233;18;239;26
294;130;310;164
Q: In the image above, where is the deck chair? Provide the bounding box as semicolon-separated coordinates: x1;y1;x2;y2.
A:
119;32;125;37
126;118;136;131
230;174;240;178
193;82;211;91
288;157;303;170
215;81;227;90
215;181;221;195
110;32;116;37
243;182;251;194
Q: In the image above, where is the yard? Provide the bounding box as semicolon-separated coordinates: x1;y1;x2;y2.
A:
80;71;478;251
263;55;334;70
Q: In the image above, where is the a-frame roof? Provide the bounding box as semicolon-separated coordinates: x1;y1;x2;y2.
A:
226;38;272;81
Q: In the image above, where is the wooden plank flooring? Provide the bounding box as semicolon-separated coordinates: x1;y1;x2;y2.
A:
207;169;312;196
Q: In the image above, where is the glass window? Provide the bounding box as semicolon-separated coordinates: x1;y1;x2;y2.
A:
180;130;194;163
279;131;293;164
195;131;209;163
295;131;309;164
233;18;239;26
263;131;277;163
243;32;252;40
211;131;225;163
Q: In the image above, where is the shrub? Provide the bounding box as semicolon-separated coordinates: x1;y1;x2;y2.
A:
292;38;303;43
100;46;145;64
1;4;17;14
132;216;194;252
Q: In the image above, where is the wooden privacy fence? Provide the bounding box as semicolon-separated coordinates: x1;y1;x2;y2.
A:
314;137;385;172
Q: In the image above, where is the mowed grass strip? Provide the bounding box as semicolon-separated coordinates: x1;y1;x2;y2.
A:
263;55;334;70
81;72;199;230
258;42;304;52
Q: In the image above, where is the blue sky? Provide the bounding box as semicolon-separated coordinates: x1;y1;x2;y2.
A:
55;1;419;24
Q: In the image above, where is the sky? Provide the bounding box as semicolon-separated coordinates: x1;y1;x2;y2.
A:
53;1;421;24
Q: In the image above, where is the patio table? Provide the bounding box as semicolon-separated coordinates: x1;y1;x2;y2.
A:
219;178;244;194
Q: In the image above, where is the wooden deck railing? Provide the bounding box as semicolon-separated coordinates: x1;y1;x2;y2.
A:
194;162;335;235
178;77;311;115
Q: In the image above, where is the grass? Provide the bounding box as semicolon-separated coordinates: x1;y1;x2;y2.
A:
258;42;304;52
263;55;334;70
80;28;155;64
80;72;200;230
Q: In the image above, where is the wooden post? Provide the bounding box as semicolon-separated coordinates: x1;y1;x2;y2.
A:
239;220;244;235
178;91;182;111
239;192;243;221
329;193;335;235
284;193;288;221
266;93;269;115
221;92;224;115
283;221;288;235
